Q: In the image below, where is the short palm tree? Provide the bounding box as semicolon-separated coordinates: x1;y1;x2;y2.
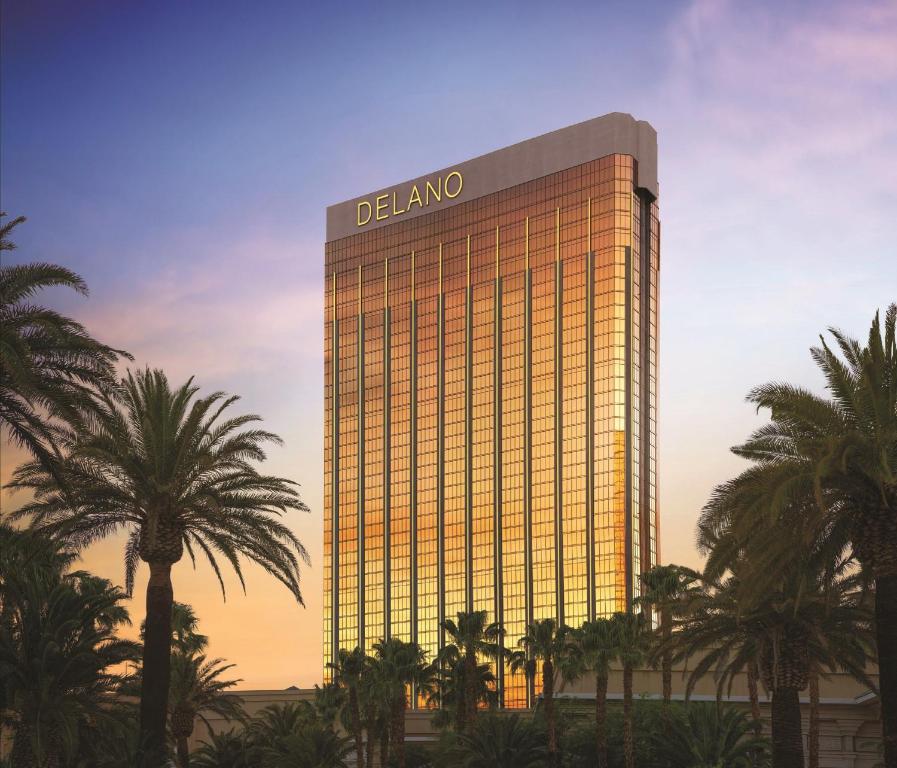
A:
327;647;367;768
430;645;499;731
449;713;548;768
655;702;769;768
574;618;617;768
637;563;700;728
509;618;574;767
168;652;246;768
0;526;140;768
438;610;504;731
706;304;896;767
7;368;309;766
372;637;433;768
191;728;252;768
611;611;649;768
0;213;128;471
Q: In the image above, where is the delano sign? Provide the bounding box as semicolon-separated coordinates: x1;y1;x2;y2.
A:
356;170;463;228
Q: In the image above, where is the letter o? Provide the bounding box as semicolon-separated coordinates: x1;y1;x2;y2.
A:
444;171;463;199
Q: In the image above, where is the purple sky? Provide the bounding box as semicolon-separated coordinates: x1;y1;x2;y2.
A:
2;0;895;689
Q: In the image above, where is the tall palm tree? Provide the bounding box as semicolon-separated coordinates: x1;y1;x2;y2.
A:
7;368;310;766
679;538;874;768
637;564;700;729
509;618;574;767
574;618;617;768
0;526;140;768
438;610;504;731
0;213;128;472
611;611;649;768
327;647;367;768
705;304;896;767
167;652;245;768
371;637;433;768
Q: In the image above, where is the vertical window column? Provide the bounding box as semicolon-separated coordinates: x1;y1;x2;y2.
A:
493;226;504;704
585;199;595;623
357;266;366;650
383;258;391;639
554;209;564;626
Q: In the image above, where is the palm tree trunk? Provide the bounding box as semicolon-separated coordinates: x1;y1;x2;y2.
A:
465;649;478;731
661;607;672;732
379;725;389;768
391;697;407;768
139;560;174;767
350;687;363;768
176;735;190;768
365;704;376;768
623;663;634;768
596;670;609;768
748;660;762;738
808;672;820;768
543;659;557;767
876;573;897;768
770;686;804;768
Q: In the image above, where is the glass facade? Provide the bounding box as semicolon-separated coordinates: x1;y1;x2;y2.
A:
324;151;659;708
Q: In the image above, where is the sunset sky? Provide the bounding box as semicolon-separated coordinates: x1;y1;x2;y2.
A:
2;0;895;689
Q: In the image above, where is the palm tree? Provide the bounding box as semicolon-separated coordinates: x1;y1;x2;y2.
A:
430;645;499;731
359;654;391;768
327;647;367;768
706;304;896;767
0;213;128;472
438;610;504;731
509;618;574;767
449;713;548;768
246;701;350;768
191;729;253;768
679;537;874;768
637;564;700;729
7;369;310;766
611;611;649;768
372;637;433;768
0;526;140;768
574;618;617;768
654;702;768;768
167;652;246;768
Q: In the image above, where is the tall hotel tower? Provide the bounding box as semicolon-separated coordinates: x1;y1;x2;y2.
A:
324;113;659;706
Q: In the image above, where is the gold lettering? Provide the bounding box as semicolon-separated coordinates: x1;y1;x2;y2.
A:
357;201;372;227
391;191;406;216
445;171;463;198
407;184;423;209
425;178;442;204
375;194;389;221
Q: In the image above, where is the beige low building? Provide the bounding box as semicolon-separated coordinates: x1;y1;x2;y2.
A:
189;667;883;767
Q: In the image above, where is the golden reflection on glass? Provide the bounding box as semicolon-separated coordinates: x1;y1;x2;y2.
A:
324;154;659;708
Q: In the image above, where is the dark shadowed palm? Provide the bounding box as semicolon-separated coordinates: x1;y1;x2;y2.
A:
637;563;700;729
654;703;769;768
7;368;309;766
449;713;548;768
192;729;253;768
679;529;874;768
372;637;433;768
0;525;140;768
700;304;896;767
573;618;617;768
509;618;574;767
439;610;504;731
167;652;245;768
0;213;128;472
611;611;649;768
327;647;367;767
430;644;499;731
